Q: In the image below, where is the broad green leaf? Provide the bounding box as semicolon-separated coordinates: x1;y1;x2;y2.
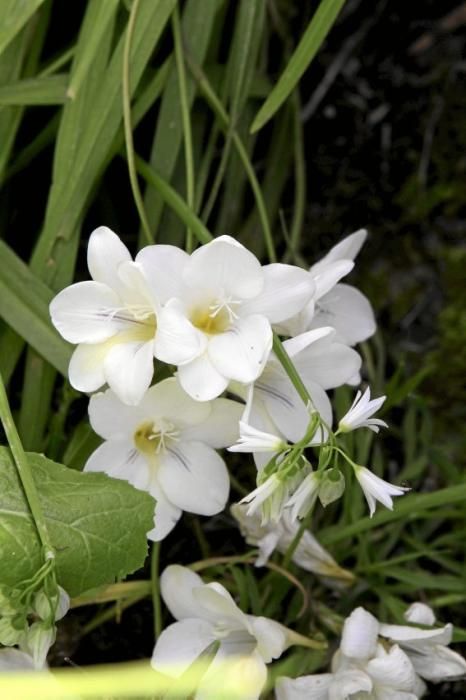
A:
0;0;46;58
250;0;346;132
0;240;71;377
0;447;155;597
0;74;68;105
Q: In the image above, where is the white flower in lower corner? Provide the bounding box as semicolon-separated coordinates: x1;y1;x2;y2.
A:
339;387;388;434
231;504;353;583
379;604;466;683
152;565;289;699
354;466;409;517
84;377;242;540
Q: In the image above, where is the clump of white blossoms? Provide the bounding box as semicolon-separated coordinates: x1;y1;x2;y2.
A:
85;378;242;540
151;565;292;698
276;604;466;699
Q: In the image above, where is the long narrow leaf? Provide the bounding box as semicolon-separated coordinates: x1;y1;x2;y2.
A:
0;74;68;105
250;0;346;132
0;0;46;58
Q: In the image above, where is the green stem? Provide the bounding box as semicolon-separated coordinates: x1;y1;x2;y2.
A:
272;333;312;407
122;0;153;244
281;508;313;570
0;371;54;559
151;541;162;640
186;54;277;262
134;154;212;245
172;5;195;253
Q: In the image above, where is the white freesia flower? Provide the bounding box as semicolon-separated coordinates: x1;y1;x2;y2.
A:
279;230;376;346
276;607;425;700
152;565;289;699
232;328;361;467
84;377;242;540
228;421;287;453
138;235;314;401
379;604;466;682
50;226;163;405
354;466;409;517
339;388;388;433
231;504;353;583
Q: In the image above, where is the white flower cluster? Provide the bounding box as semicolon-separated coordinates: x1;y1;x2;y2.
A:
276;603;466;699
49;227;405;540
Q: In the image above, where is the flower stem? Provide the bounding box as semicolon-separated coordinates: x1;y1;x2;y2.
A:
272;333;312;407
0;371;54;560
151;541;162;640
281;508;314;570
122;0;153;244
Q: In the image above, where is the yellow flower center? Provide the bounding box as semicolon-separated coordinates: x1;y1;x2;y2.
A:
190;296;241;335
133;420;179;456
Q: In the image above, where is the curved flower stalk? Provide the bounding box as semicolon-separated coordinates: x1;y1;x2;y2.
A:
231;504;354;584
84;378;242;540
152;565;291;699
138;235;314;401
278;229;376;349
275;604;466;699
50;227;162;405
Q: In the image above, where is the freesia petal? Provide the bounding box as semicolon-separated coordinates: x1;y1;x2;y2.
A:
88;389;146;440
0;649;36;671
208;315;272;383
329;668;372;699
407;645;466;682
50;281;123;344
151;619;214;677
310;283;376;345
68;343;106;393
378;622;452;648
340;607;379;660
136;244;189;303
197;648;267;700
367;644;417;690
194;584;247;626
84;439;150;488
160;565;205;620
241;264;314;323
87;226;131;291
157;441;229;515
404;603;436;626
182;397;243;447
183;236;263;299
249;617;288;662
312;260;354;300
139;377;211;427
177;352;229;401
290;336;362;390
275;674;333;700
146;480;182;541
311;229;367;269
103;339;154;406
155;299;206;366
282;327;334;358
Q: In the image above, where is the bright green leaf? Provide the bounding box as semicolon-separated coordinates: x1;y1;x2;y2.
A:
0;447;155;597
250;0;346;133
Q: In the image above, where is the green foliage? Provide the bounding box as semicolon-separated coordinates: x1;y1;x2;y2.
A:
0;448;155;597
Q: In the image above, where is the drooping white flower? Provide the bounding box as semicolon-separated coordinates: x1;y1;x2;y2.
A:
286;471;322;522
231;328;361;465
354;466;409;517
231;504;353;583
278;230;376;346
84;377;242;540
152;565;289;699
50;226;163;406
339;387;388;433
138;235;314;401
379;604;466;683
239;474;296;525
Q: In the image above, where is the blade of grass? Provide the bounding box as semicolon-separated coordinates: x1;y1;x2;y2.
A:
0;73;68;105
250;0;346;133
0;0;46;58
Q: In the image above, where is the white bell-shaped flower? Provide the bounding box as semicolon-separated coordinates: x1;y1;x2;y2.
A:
50;227;161;405
152;565;289;699
354;466;409;517
278;230;376;346
138;235;314;401
84;377;242;540
339;388;388;433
